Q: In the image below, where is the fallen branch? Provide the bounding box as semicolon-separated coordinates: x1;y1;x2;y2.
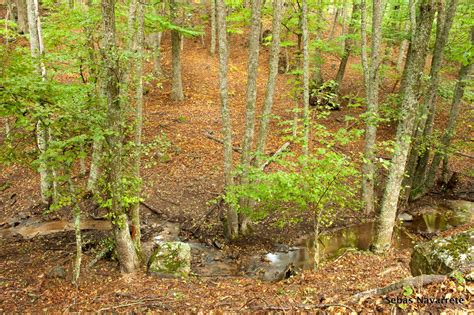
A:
96;298;161;312
454;151;474;159
0;219;111;239
259;142;290;170
352;274;447;301
255;303;356;312
204;131;242;153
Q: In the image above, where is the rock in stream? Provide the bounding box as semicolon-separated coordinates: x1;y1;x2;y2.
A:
410;230;474;276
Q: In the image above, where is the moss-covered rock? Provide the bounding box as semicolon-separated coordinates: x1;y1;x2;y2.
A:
410;229;474;276
148;242;191;277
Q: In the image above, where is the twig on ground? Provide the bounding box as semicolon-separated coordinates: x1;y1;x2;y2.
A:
96;298;161;312
352;274;447;301
204;131;242;153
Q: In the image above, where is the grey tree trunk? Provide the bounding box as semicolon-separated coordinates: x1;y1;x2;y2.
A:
26;0;51;205
153;1;165;77
335;1;360;93
408;0;458;197
425;29;473;191
210;0;217;55
170;0;184;101
361;0;384;215
129;0;145;250
101;0;139;273
302;0;310;157
396;21;409;71
255;0;282;159
87;139;102;192
69;178;82;285
329;4;341;40
16;0;28;34
371;0;435;254
238;0;262;235
216;0;238;238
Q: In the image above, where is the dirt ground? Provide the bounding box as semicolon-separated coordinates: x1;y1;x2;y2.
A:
1;20;473;312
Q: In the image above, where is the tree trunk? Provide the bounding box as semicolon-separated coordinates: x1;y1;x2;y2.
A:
210;0;217;55
170;0;184;101
361;0;384;215
87;139;102;193
425;29;473;191
26;0;52;205
407;0;458;198
371;0;435;254
254;0;282;160
396;21;409;71
329;4;341;40
335;1;360;93
238;0;262;235
153;2;165;77
101;0;139;273
216;0;238;238
129;0;145;250
302;0;310;156
16;0;28;34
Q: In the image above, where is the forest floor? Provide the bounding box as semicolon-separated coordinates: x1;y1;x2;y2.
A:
1;26;473;312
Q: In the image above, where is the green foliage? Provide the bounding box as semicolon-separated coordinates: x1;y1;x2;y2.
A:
224;120;361;230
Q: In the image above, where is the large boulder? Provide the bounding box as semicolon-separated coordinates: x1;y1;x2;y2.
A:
410;230;474;276
148;241;191;277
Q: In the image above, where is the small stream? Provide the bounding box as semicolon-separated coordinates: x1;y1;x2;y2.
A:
192;203;473;281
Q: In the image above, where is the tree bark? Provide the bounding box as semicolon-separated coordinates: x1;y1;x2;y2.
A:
396;21;409;71
210;0;217;56
238;0;262;235
425;30;473;191
170;0;184;101
302;0;310;157
26;0;52;205
254;0;283;160
216;0;238;238
361;0;384;215
371;0;435;254
129;0;145;250
408;0;458;197
152;2;165;77
16;0;28;34
335;1;360;93
101;0;139;273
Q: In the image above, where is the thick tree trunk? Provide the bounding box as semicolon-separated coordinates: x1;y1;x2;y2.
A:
407;0;458;198
238;0;262;235
371;0;435;254
16;0;28;34
335;1;360;92
361;0;384;215
170;0;184;101
210;0;217;55
254;0;282;159
216;0;238;238
425;32;473;190
101;0;139;273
